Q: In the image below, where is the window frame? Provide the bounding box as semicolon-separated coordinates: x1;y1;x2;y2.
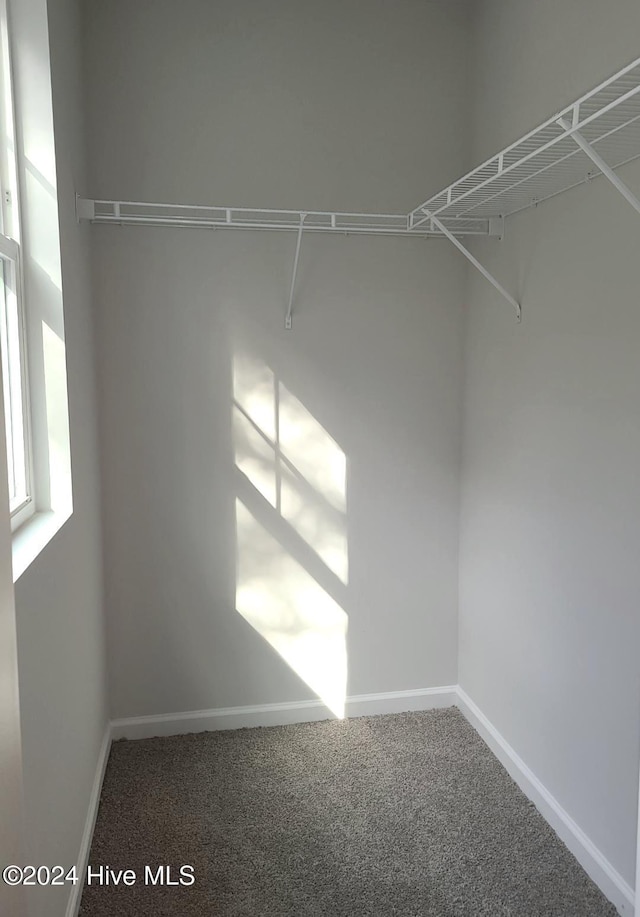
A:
0;0;33;533
0;233;33;531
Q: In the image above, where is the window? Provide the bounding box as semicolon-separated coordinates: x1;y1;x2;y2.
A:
0;0;73;578
0;241;30;523
0;0;32;532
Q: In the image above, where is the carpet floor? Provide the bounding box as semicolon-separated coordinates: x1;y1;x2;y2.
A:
79;708;618;916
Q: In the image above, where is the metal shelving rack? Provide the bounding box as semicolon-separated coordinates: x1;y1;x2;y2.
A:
75;198;494;238
78;55;640;326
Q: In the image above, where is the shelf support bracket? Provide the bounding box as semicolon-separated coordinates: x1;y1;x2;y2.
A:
422;210;521;322
76;195;95;223
558;117;640;216
285;212;307;330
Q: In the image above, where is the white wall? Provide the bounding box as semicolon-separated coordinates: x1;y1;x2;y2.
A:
459;0;640;888
0;357;26;917
84;0;471;718
11;1;108;915
85;0;471;213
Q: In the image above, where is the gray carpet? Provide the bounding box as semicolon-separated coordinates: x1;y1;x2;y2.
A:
79;708;617;916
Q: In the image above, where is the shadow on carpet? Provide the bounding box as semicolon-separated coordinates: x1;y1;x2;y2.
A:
79;707;617;916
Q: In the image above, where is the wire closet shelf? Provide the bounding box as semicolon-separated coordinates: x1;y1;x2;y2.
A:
78;56;640;323
79;200;494;238
409;57;640;231
80;57;640;237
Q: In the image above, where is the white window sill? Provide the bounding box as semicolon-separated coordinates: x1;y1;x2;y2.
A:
12;507;72;581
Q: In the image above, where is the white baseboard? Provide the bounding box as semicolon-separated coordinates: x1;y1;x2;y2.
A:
455;687;634;917
65;725;112;917
110;685;458;740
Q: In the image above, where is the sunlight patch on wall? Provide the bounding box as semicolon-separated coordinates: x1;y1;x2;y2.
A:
236;499;348;718
233;351;276;441
24;161;62;292
278;384;346;513
233;351;348;584
233;406;276;507
42;320;71;515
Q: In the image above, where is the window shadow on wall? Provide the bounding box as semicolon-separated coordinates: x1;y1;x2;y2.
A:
233;349;348;717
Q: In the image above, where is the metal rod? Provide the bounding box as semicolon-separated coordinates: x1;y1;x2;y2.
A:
423;209;521;321
558;117;640;215
285;213;306;329
91;198;410;221
76;198;492;236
